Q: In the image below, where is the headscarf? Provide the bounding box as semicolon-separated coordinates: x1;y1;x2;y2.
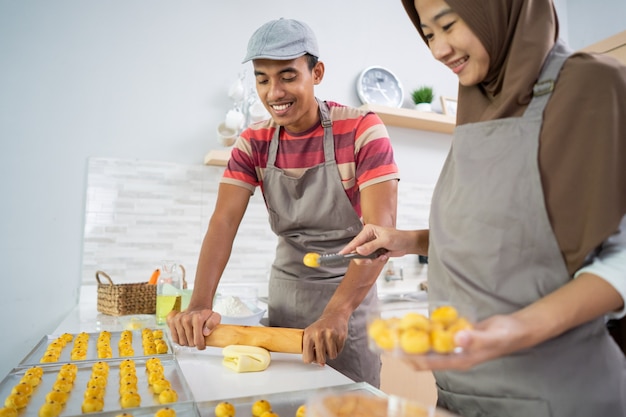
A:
401;0;626;275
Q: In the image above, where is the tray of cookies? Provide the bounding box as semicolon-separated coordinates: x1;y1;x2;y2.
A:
195;382;386;417
0;357;198;417
18;329;173;367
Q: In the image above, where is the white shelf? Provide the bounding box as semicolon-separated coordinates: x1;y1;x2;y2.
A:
203;149;231;167
359;104;455;134
203;104;456;167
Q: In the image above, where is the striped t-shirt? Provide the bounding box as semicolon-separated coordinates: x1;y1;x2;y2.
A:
222;100;399;217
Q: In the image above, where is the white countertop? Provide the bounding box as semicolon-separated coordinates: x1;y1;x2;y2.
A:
52;286;353;402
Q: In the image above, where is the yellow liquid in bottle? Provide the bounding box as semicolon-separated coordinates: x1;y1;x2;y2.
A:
156;294;181;324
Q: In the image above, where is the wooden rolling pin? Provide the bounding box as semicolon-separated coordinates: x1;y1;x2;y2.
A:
205;324;304;354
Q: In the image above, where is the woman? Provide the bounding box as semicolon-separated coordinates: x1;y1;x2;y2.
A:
341;0;626;415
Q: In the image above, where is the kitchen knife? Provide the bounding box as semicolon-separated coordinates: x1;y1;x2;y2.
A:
205;324;304;354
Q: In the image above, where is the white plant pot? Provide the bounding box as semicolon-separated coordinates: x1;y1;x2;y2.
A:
414;103;432;112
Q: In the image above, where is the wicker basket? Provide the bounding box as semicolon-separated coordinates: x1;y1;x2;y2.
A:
96;267;188;316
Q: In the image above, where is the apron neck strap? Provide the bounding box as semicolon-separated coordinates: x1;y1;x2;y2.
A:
524;39;572;118
317;98;335;163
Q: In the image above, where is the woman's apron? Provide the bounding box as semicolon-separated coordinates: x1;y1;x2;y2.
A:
428;40;626;417
262;98;381;387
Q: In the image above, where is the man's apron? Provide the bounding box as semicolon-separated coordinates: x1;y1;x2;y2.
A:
262;98;381;387
428;40;626;417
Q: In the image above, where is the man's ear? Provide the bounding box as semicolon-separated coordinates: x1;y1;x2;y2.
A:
312;61;325;85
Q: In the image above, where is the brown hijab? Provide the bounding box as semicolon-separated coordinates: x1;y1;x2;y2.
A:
401;0;626;275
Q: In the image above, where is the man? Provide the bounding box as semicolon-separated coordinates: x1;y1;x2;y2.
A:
167;18;399;386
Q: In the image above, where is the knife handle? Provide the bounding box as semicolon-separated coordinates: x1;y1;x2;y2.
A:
205;324;304;354
318;248;389;266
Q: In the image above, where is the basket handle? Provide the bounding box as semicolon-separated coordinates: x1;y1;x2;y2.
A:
95;270;114;286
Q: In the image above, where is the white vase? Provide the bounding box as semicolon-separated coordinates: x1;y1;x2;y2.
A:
414;103;432;112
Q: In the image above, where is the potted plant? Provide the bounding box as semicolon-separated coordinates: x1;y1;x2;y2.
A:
411;86;434;112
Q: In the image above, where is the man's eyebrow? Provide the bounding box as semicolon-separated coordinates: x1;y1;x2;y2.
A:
254;67;298;77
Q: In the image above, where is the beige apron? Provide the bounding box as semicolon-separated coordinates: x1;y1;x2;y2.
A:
263;98;381;387
428;40;626;417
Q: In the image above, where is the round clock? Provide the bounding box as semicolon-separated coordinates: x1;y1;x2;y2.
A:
356;66;405;108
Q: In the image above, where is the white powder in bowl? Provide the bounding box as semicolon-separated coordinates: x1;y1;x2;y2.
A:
213;295;254;317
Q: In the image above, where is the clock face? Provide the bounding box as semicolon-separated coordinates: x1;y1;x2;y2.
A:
357;66;404;108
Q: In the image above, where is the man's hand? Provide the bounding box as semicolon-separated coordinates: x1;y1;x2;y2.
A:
166;308;222;350
302;313;350;365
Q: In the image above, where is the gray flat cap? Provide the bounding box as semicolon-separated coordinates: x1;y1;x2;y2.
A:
242;18;319;63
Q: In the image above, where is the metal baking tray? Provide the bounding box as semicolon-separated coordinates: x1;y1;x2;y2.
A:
70;402;200;417
1;357;196;417
18;330;174;366
195;382;387;417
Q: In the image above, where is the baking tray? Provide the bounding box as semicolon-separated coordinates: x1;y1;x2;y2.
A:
1;357;196;417
18;330;174;366
195;382;387;417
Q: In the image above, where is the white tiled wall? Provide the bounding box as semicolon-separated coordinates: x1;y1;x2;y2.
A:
82;157;433;291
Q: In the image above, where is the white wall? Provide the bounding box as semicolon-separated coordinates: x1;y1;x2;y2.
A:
566;0;626;50
0;0;622;377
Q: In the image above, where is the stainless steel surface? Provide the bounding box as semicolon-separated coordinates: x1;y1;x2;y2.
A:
378;291;427;304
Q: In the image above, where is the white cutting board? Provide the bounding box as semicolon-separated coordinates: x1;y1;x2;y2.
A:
173;345;353;402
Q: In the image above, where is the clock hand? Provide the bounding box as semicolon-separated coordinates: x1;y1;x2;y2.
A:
375;82;392;102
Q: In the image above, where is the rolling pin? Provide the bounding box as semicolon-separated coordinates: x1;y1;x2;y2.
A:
205;324;304;354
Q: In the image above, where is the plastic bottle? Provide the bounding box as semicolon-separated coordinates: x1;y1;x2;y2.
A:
156;261;182;325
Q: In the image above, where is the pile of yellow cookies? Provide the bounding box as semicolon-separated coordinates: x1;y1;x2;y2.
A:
81;361;110;413
39;329;169;364
71;333;91;361
1;366;45;416
214;399;306;417
368;305;473;355
40;334;74;363
141;329;169;356
146;358;178;405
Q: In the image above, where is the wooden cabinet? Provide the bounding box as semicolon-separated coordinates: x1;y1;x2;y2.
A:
380;354;438;407
580;30;626;64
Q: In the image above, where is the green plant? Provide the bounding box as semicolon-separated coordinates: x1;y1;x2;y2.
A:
411;86;434;104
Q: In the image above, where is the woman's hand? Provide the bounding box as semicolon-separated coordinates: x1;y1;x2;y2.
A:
167;308;222;350
339;225;428;264
404;272;626;371
403;314;532;371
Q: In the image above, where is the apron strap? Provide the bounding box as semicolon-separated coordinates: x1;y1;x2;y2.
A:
316;98;336;163
524;39;573;118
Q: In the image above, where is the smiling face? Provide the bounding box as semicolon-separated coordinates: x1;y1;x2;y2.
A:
252;55;324;133
414;0;489;86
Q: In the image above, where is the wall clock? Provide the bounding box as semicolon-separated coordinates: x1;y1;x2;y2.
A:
356;66;404;108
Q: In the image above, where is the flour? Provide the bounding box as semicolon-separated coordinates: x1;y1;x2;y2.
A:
213;295;254;317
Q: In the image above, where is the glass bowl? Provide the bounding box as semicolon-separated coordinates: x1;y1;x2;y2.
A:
219;304;266;326
306;391;460;417
367;300;475;357
213;292;265;326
